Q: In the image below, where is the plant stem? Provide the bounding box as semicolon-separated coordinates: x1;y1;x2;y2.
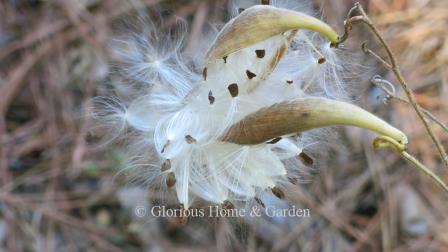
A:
340;2;448;169
374;136;448;192
401;151;448;192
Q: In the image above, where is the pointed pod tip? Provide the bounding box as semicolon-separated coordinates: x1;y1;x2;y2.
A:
222;97;408;148
373;135;407;152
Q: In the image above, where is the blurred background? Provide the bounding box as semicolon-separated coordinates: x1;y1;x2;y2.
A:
1;0;447;251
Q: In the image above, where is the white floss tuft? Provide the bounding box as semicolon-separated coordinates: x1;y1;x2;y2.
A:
96;1;357;209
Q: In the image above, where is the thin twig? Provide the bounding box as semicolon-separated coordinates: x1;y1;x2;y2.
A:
371;76;448;133
373;136;448;192
361;42;392;69
339;2;448;169
401;151;448;192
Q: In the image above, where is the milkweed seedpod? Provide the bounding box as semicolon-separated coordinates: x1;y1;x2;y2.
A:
96;2;408;209
206;5;340;59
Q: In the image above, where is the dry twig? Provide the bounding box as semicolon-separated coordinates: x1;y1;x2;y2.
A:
338;2;448;169
371;75;448;133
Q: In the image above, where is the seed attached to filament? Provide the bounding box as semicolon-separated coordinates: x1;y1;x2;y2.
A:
208;90;215;105
288;177;298;185
318;57;326;64
255;49;266;58
254;197;265;208
222;200;235;210
166;172;176;187
271;187;285;199
298;151;314;166
185;135;197;144
178;204;189;225
202;67;207;81
246;70;257;79
228;83;239;97
267;137;282;144
161;159;171;171
161;140;170;153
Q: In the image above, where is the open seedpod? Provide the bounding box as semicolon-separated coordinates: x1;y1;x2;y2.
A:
210;9;407;151
172;5;408;207
115;4;416;210
207;5;407;148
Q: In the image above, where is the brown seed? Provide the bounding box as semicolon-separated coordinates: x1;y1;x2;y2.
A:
288;176;298;185
254;197;265;208
178;215;188;225
271;187;285;199
161;140;170;153
166;172;176;187
185;135;197;144
222;200;235;210
223;56;228;63
246;70;257;79
286;80;293;84
227;83;239;97
202;67;207;81
208;90;215;105
298;151;314;166
267;137;282;144
255;49;266;58
178;205;189;225
318;57;326;64
161;159;171;171
238;8;245;14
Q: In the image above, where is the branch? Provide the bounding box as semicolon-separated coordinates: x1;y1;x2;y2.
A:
374;136;448;192
338;2;448;169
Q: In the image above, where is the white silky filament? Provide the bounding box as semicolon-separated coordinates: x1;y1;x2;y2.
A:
95;1;359;209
